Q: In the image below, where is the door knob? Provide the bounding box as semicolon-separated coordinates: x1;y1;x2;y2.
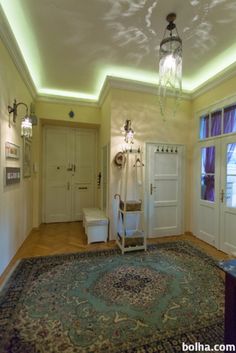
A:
220;189;225;203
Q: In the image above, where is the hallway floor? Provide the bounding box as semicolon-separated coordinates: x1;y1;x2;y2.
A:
0;222;231;287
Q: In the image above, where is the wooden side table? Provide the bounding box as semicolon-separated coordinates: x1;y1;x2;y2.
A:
218;259;236;345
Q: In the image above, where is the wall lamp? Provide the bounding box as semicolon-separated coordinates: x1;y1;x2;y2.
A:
8;99;33;139
123;119;134;145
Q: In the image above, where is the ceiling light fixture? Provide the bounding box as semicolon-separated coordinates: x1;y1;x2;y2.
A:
159;13;182;119
8;99;33;139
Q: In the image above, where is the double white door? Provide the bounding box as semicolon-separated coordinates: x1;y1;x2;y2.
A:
197;135;236;254
147;143;184;237
44;126;96;223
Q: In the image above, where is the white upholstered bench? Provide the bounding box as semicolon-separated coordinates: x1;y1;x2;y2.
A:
82;208;108;244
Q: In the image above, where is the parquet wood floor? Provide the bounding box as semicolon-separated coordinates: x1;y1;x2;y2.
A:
0;222;231;287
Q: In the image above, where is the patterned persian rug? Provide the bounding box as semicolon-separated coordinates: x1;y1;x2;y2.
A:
0;241;224;353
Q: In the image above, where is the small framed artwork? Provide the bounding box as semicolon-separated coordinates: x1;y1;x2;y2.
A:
6;167;21;185
23;137;32;178
5;142;20;160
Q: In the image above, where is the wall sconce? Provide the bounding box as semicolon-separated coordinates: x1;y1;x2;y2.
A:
8;99;32;139
123;120;134;145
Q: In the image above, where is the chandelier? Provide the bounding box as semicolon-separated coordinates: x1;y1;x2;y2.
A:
159;13;182;119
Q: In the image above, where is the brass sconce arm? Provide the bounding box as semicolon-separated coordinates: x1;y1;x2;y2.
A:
8;99;29;124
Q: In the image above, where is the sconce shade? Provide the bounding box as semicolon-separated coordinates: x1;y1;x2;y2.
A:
8;99;33;138
21;116;32;139
123;120;134;145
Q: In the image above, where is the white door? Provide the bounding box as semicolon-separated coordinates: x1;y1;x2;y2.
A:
220;136;236;254
197;140;220;248
73;130;96;220
147;143;183;237
44;127;72;222
44;126;96;223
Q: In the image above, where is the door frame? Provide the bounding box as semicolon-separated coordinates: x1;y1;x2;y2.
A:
145;142;185;238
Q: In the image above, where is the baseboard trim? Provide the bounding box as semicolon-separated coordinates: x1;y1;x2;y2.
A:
184;231;195;237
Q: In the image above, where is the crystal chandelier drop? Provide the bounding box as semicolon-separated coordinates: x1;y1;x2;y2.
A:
159;13;182;119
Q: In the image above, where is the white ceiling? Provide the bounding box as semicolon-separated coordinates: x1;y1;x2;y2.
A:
1;0;236;101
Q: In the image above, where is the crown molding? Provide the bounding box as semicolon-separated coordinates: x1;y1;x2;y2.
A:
36;94;99;107
0;5;37;100
191;62;236;100
104;76;190;100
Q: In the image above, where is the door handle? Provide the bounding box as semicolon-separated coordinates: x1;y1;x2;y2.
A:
150;183;157;195
67;162;73;171
78;187;88;190
220;189;224;203
67;182;70;190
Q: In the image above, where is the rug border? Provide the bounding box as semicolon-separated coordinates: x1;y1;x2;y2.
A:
0;240;224;295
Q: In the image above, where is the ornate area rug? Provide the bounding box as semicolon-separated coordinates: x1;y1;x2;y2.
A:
0;241;224;353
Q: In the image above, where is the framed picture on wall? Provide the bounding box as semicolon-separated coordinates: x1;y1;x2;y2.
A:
23;137;32;178
5;142;20;159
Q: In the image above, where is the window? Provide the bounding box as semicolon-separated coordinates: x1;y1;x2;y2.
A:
199;115;209;139
201;146;215;202
199;103;236;140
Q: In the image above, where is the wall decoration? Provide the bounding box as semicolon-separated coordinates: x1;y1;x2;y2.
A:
5;142;20;160
23;137;32;178
5;167;21;185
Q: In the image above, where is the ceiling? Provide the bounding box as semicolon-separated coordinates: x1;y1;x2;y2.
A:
1;0;236;102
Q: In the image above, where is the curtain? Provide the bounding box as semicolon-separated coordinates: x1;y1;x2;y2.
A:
211;111;221;137
202;146;215;202
224;105;236;134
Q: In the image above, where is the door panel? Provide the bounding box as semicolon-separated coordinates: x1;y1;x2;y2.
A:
73;130;96;220
147;144;183;237
44;128;72;222
197;141;220;247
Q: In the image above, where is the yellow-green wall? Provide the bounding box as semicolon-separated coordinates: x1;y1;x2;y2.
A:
0;37;34;275
35;100;100;125
109;88;193;238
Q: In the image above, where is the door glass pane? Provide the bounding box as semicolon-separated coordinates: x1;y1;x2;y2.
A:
226;143;236;207
211;110;222;137
201;146;215;202
200;115;209;139
224;105;236;134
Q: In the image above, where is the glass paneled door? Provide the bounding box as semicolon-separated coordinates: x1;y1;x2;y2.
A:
197;136;236;254
197;140;220;248
220;136;236;254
